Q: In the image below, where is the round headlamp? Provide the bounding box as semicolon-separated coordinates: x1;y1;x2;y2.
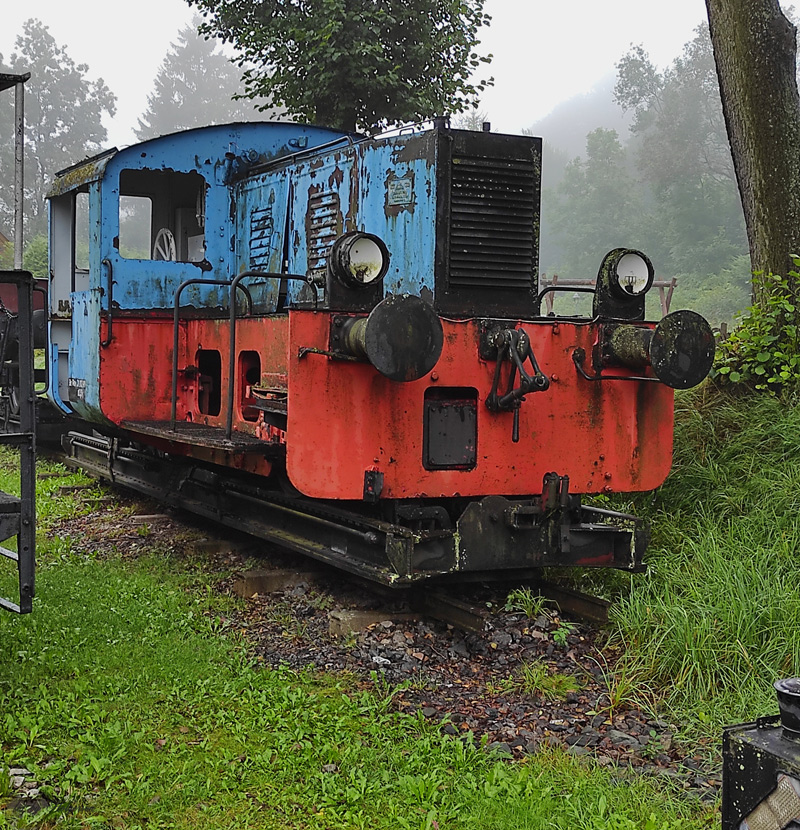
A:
329;232;390;288
608;249;654;298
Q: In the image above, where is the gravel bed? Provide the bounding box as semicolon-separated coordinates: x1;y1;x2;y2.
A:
45;489;722;803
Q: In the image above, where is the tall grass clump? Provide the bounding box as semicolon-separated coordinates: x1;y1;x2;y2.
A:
611;386;800;736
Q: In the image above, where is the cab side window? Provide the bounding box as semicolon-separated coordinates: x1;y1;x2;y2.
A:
118;169;206;263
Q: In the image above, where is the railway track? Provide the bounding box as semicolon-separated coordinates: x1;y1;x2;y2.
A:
28;440;718;796
50;428;613;632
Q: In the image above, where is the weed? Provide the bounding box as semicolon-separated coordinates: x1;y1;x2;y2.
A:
515;660;580;700
504;586;546;619
714;267;800;392
589;652;653;721
552;620;575;647
307;590;334;612
0;447;716;829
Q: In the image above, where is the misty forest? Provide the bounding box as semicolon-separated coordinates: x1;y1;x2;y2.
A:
1;16;752;330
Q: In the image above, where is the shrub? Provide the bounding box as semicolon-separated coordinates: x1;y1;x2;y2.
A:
714;266;800;392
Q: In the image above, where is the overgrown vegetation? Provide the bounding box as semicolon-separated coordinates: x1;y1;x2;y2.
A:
714;268;800;392
0;454;711;828
611;388;800;742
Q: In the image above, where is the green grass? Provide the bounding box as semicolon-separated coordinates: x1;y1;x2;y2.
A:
0;453;712;828
610;387;800;740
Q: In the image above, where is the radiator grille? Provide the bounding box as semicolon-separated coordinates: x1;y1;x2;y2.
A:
448;155;537;290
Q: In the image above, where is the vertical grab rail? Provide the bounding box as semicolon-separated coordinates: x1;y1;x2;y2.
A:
224;271;318;438
171;271;313;437
170;279;252;431
100;258;113;347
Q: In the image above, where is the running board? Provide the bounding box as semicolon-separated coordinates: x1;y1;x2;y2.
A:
62;431;449;585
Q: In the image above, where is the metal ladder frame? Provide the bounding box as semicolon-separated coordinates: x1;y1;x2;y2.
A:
0;270;36;613
0;73;36;613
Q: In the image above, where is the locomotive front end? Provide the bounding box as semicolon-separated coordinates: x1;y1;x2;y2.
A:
280;122;714;577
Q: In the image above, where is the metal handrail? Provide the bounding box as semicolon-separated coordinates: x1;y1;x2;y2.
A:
224;270;317;438
170;278;253;431
172;270;315;437
100;258;113;347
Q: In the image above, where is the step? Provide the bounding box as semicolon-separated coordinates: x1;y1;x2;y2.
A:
123;420;278;454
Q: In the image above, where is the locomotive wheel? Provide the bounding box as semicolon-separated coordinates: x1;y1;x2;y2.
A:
152;228;177;261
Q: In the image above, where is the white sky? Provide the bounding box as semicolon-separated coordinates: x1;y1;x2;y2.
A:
0;0;708;147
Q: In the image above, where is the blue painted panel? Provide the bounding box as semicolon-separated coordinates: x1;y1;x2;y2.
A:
95;123;349;312
282;131;438;306
46;340;69;413
286;145;357;304
234;168;292;312
68;289;107;423
356;133;438;299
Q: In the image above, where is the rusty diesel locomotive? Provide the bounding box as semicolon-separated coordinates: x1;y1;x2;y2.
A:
42;119;714;585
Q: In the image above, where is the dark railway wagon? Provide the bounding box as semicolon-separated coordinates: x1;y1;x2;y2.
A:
43;119;714;586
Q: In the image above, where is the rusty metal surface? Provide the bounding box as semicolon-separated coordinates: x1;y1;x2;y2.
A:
287;311;675;500
359;295;444;382
122;421;277;454
535;580;611;625
649;310;716;389
415;591;487;633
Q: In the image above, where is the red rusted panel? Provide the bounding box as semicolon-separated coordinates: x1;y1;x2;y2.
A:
96;310;674;502
286;311;675;500
99;317;174;421
98;314;288;447
0;279;46;312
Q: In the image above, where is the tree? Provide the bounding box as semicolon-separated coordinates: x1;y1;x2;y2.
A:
451;108;489;131
21;235;48;281
704;0;800;294
614;29;747;278
186;0;493;134
547;129;646;280
0;20;116;237
136;20;271;141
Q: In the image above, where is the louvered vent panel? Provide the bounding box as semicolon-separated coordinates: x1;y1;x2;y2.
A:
249;206;273;270
448;155;537;290
307;191;341;274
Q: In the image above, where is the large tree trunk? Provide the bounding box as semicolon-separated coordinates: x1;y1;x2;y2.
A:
705;0;800;300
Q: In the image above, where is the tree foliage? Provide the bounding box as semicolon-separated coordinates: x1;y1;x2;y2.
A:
21;234;48;281
0;19;116;238
535;29;753;327
186;0;493;134
547;128;646;281
614;28;746;277
136;20;270;141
